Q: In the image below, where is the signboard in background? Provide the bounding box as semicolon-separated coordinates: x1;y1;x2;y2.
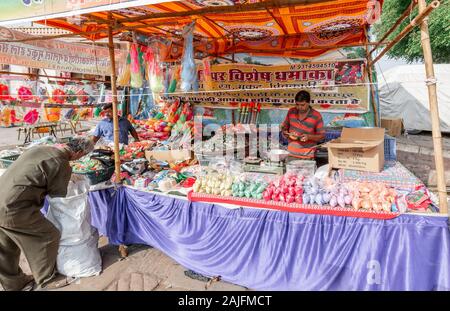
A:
0;1;172;26
0;28;125;76
166;60;369;113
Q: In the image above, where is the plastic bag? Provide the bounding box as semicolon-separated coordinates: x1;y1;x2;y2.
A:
145;46;164;94
56;230;102;278
168;65;180;93
46;177;92;246
117;53;131;87
130;43;143;88
46;176;102;278
180;22;198;92
202;57;213;91
314;164;330;180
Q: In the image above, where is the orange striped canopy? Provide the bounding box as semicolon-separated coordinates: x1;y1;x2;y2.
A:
38;0;383;60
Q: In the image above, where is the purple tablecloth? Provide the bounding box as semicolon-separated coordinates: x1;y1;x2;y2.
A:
84;186;450;291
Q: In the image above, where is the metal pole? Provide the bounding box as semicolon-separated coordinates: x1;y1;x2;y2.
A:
107;16;122;183
417;0;448;214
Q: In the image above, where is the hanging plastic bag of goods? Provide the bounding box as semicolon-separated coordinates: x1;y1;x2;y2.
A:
130;43;144;88
145;46;164;94
180;22;198;92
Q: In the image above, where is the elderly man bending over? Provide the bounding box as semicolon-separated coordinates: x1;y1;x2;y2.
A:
0;137;94;291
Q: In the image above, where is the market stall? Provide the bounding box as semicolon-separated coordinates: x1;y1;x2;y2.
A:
1;0;448;290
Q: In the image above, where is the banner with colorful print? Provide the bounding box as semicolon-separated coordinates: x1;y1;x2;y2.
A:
164;60;369;113
0;27;125;76
0;1;171;26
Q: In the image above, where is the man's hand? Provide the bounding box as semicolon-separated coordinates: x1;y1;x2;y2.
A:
285;131;299;141
299;134;309;142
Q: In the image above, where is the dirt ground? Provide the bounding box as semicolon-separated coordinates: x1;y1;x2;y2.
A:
1;237;247;291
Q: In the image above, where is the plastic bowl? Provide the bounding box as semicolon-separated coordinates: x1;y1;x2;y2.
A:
268;149;290;162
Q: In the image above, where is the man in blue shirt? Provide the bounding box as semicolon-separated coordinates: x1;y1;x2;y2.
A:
91;103;140;145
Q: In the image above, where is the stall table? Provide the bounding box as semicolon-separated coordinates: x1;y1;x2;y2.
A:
84;186;450;291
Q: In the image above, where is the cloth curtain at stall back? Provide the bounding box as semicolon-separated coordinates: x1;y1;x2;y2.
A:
94;187;450;291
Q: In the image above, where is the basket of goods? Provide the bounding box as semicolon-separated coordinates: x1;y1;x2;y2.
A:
72;155;115;185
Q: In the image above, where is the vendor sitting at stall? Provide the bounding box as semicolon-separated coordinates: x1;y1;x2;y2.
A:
281;90;325;160
0;137;94;291
91;103;140;145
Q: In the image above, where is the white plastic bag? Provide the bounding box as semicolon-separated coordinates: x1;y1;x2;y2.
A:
46;176;102;277
46;178;92;246
57;229;102;278
314;164;330;180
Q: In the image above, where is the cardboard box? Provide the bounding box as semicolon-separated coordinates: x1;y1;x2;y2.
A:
327;128;385;173
145;149;193;162
381;118;403;137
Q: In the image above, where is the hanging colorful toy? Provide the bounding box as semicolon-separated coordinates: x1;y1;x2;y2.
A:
0;83;11;101
76;88;89;105
65;88;77;104
52;88;66;104
130;43;143;88
18;86;33;101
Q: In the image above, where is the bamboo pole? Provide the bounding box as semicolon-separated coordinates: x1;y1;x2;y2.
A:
364;27;379;127
369;0;417;55
107;15;122;184
369;0;440;67
417;0;448;214
230;41;383;54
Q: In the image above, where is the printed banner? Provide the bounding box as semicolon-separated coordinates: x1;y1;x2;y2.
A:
0;28;125;76
0;1;171;26
164;60;369;113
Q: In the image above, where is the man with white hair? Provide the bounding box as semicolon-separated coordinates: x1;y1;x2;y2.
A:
0;137;94;291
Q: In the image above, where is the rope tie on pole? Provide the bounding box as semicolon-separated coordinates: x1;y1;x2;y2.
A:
425;77;437;86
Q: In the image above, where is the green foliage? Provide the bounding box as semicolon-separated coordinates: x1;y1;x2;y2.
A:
288;58;310;63
373;0;450;63
242;56;265;65
343;47;366;59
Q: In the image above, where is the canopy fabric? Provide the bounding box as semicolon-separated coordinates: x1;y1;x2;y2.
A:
35;0;383;59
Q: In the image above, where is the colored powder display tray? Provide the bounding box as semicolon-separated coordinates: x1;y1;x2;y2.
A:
188;192;400;220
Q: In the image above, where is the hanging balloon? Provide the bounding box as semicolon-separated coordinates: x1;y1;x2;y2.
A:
52;89;66;104
18;86;33;101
